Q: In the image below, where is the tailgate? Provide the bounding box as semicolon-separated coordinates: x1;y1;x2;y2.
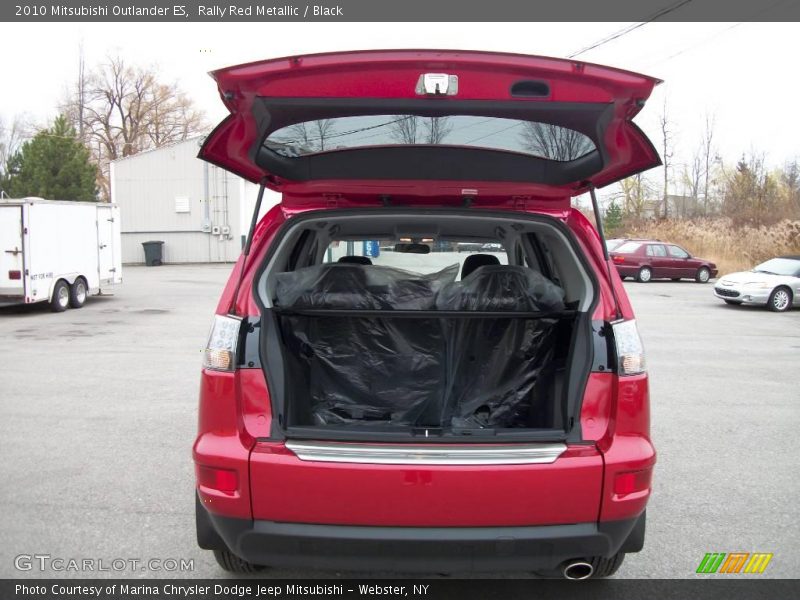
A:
250;442;602;526
199;50;661;205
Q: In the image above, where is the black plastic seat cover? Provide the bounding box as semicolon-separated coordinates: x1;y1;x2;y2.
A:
274;263;457;425
436;265;566;428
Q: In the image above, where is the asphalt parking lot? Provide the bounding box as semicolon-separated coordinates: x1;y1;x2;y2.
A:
0;265;798;579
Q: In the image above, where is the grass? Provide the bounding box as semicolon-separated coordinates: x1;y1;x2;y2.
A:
619;218;800;275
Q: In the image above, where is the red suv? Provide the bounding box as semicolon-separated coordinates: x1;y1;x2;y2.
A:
194;50;656;579
610;240;717;283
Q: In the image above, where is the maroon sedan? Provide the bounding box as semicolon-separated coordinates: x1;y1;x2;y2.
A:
611;240;717;283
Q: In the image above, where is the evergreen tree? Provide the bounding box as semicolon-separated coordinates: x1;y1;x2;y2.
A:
604;200;624;235
4;115;97;201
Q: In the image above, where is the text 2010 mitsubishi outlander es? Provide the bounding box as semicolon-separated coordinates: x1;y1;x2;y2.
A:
194;50;657;579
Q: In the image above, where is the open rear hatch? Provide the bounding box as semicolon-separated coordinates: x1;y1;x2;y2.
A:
199;49;661;209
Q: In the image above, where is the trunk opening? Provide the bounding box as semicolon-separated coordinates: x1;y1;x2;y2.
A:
254;209;597;443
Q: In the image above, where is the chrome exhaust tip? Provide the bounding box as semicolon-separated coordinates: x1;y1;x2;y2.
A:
562;560;594;580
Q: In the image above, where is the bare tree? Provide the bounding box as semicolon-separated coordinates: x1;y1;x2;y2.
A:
700;112;716;214
312;119;337;151
680;151;703;218
0;115;26;174
520;122;594;161
271;119;338;154
779;159;800;217
284;122;312;147
75;42;87;143
62;55;207;200
659;99;674;219
390;116;420;144
617;173;654;220
423;117;452;144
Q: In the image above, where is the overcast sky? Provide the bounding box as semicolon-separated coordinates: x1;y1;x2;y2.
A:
1;21;798;193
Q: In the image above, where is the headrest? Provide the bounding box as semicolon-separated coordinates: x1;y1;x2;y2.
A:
438;265;565;312
461;253;501;279
338;255;373;265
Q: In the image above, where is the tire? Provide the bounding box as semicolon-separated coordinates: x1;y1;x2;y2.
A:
671;278;681;282
213;549;266;573
695;267;711;283
50;280;70;312
768;286;793;312
724;299;742;306
637;267;652;283
587;553;626;578
69;278;87;309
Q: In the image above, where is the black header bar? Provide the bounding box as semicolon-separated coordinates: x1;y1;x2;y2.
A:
3;0;800;22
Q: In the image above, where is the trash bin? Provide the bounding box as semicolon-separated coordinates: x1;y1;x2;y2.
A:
142;241;164;266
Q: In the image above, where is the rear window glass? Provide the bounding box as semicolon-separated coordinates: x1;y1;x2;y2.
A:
325;239;509;277
615;242;642;254
646;245;667;257
265;115;596;162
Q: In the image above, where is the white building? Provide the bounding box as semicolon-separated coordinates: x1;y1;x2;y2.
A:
110;138;280;264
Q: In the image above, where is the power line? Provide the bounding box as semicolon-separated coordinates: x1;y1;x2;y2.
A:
644;22;743;67
643;0;795;68
463;121;525;145
567;0;695;58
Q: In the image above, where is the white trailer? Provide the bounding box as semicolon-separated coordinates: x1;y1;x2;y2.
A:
0;198;122;312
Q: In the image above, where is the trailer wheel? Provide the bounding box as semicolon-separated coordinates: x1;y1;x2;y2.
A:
69;278;88;309
50;280;70;312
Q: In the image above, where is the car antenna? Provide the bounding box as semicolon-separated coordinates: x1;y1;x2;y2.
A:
588;184;623;321
228;179;268;316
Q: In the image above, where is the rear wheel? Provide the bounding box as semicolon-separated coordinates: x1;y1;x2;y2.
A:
637;267;652;283
695;267;711;283
50;280;70;312
213;549;266;573
768;287;792;312
69;278;87;309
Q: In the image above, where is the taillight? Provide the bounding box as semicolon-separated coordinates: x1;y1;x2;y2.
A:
611;319;646;375
612;255;625;264
202;314;242;371
8;270;21;280
614;469;652;496
197;465;238;493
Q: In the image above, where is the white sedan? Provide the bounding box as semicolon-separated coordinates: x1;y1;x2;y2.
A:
714;256;800;312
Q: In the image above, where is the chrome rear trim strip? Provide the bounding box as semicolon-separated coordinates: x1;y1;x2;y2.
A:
285;440;567;465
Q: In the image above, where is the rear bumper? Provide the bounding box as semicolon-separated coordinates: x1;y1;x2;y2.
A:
614;266;640;278
202;505;643;572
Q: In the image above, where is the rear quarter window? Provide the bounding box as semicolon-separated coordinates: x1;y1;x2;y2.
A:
615;242;642;254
